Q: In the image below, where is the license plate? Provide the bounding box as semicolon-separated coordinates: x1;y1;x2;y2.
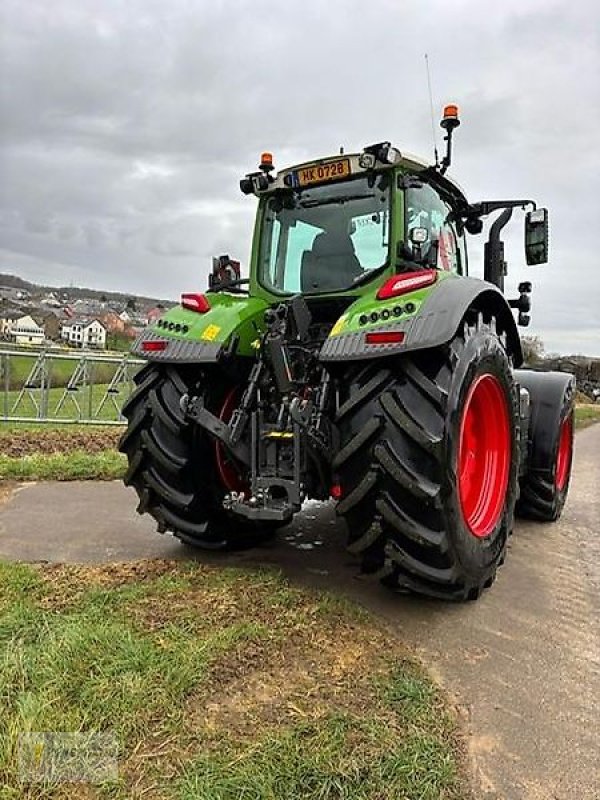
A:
296;158;351;187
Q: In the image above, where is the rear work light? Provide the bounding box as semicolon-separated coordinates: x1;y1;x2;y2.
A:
181;293;211;313
376;269;437;300
142;340;168;352
365;331;405;345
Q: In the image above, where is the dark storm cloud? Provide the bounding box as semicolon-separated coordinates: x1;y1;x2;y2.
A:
1;0;598;354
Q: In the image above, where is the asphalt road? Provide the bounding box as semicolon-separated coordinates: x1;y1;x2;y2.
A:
1;425;599;799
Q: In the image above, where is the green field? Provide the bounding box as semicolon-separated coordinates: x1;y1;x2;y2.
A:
1;383;131;422
0;560;467;800
0;346;142;423
0;352;121;391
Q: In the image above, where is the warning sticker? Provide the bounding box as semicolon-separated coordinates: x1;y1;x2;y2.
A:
201;324;221;341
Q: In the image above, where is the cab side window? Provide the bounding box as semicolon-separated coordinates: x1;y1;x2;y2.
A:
406;183;466;274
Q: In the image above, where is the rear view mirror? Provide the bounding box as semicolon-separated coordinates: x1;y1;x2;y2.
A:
525;208;548;265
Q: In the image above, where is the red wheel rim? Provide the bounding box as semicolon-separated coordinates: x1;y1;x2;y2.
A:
555;415;573;491
458;374;511;538
214;388;248;495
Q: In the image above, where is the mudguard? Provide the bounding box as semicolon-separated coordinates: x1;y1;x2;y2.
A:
131;293;269;363
514;369;576;474
319;274;523;366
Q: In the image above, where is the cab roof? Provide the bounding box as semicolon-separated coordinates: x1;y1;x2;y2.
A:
264;151;468;204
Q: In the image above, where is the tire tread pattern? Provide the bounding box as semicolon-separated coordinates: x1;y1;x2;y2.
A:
119;364;276;549
335;316;518;601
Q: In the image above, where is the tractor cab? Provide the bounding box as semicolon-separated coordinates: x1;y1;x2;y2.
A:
242;147;469;310
258;172;390;295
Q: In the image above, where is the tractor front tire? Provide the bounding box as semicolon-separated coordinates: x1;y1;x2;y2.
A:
334;315;520;601
119;363;277;549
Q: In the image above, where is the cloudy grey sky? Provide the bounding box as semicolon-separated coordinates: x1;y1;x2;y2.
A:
1;0;599;354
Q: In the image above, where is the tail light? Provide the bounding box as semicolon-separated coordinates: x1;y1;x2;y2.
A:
365;331;405;345
376;270;437;300
142;340;168;352
181;293;210;313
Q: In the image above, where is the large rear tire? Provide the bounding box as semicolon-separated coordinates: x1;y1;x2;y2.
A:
119;363;279;549
334;315;520;601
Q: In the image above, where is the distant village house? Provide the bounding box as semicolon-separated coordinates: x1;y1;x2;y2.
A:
0;309;22;337
98;310;126;334
40;291;62;308
61;318;107;349
9;315;45;345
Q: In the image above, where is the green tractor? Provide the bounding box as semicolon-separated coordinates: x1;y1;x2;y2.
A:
120;105;574;601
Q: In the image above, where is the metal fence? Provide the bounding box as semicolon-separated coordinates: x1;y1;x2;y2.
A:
0;347;144;425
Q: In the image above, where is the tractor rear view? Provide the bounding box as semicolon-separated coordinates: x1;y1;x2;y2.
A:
120;105;574;601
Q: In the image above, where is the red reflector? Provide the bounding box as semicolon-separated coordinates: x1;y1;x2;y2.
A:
330;483;343;500
142;340;168;352
365;331;405;345
376;269;437;300
181;293;210;313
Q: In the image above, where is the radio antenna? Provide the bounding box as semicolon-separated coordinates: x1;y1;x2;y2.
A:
425;53;439;168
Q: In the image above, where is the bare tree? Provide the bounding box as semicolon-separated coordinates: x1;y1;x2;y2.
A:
521;335;545;364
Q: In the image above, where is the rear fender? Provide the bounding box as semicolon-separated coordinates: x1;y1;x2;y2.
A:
131;293;269;363
514;369;576;474
319;274;523;366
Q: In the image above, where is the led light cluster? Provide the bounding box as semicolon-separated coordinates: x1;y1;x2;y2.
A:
156;319;190;334
358;302;416;326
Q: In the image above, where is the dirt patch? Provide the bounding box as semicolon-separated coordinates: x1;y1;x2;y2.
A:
40;558;177;587
196;632;396;743
0;428;121;457
35;559;180;608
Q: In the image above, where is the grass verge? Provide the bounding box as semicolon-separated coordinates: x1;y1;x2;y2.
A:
0;450;125;480
575;404;600;430
0;559;468;800
0;424;121;457
0;421;124;434
0;424;125;480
